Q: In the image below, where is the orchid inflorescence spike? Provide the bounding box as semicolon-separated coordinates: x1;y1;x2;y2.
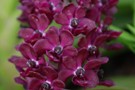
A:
9;0;122;90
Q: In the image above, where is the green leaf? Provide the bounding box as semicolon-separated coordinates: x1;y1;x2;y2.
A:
110;25;135;42
90;86;126;90
110;25;135;53
133;0;135;26
128;44;135;53
113;0;133;28
118;0;133;6
86;76;135;90
127;24;135;35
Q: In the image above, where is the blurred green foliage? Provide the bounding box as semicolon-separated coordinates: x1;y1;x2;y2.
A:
92;76;135;90
0;0;23;90
110;0;135;53
0;0;135;90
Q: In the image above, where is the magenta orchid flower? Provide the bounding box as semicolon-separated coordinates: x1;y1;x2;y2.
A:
54;4;96;35
49;0;64;13
59;49;109;87
78;30;109;57
26;66;65;90
28;13;50;33
19;28;44;44
34;26;77;62
9;43;46;68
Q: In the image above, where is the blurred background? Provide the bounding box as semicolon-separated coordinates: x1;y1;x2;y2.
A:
0;0;135;90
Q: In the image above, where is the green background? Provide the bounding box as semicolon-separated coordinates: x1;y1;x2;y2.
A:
0;0;135;90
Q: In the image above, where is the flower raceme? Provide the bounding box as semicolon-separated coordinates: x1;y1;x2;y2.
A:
10;0;121;90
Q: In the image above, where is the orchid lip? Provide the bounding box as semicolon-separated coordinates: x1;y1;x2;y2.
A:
26;59;39;68
50;3;56;11
53;45;63;55
98;0;103;7
42;81;52;90
88;45;97;54
34;30;46;36
34;30;42;34
74;67;85;77
70;18;78;28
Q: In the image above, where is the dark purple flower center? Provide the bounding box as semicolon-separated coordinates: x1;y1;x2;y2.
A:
71;18;78;28
42;82;51;90
50;3;56;11
26;60;37;68
101;0;108;4
98;69;104;80
75;67;85;77
35;30;46;36
35;30;42;34
88;45;97;54
54;45;63;55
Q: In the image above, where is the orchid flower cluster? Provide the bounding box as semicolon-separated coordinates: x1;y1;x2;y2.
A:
9;0;121;90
